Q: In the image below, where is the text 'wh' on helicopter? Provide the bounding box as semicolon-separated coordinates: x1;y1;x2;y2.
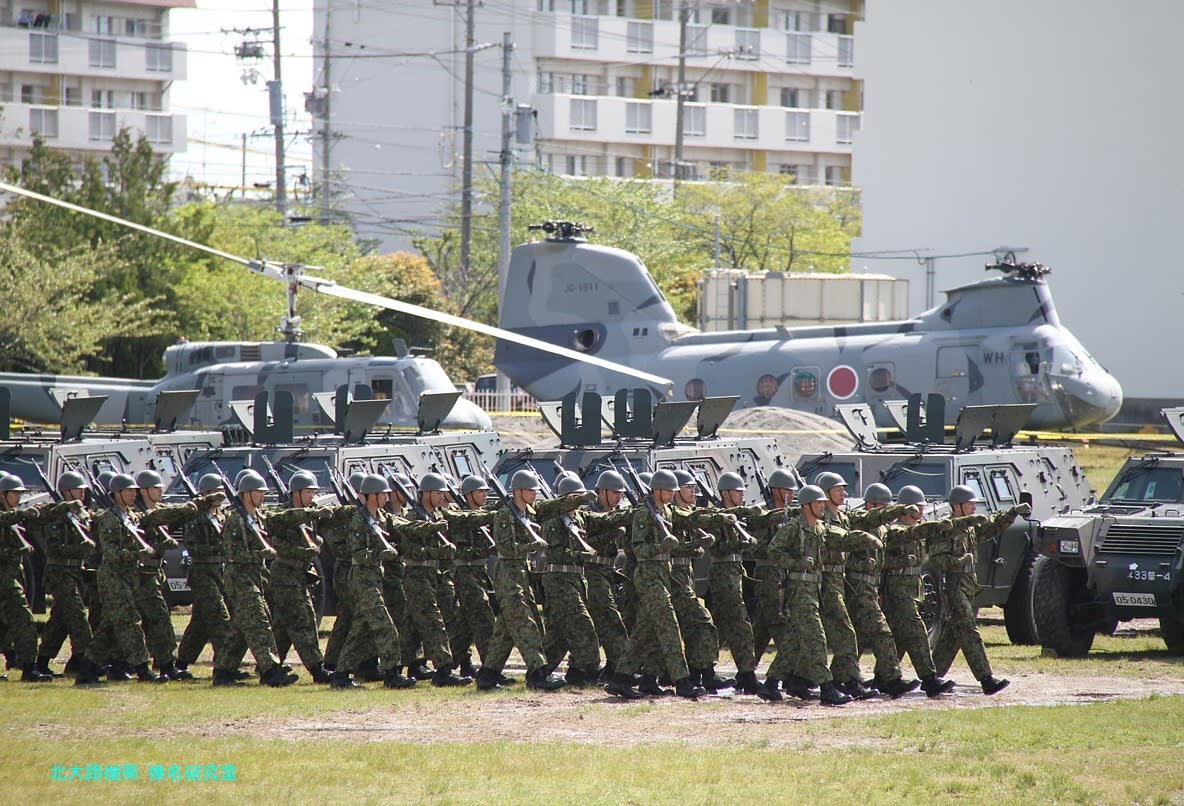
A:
495;221;1122;430
0;185;672;430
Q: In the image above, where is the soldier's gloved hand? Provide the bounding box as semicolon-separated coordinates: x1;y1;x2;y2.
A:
314;508;336;522
857;531;883;551
658;535;681;553
199;491;227;510
257;547;277;561
579;490;598;506
433;539;457;560
958;552;976;570
159;537;180;550
696;532;715;549
529;538;549;552
746;505;763;517
136;548;157;563
379;548;399;561
905;504;921;518
802;557;816;572
1012;502;1033;518
19;508;42;523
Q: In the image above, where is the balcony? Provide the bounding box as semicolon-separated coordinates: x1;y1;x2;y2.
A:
0;27;188;81
531;13;855;76
533;92;857;154
0;102;186;153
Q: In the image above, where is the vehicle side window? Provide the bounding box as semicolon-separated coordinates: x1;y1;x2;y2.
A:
961;470;987;505
450;450;473;477
989;469;1015;502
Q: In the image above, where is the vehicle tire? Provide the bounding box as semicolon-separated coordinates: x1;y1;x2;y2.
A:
1003;549;1040;645
1031;555;1094;657
1160;616;1184;654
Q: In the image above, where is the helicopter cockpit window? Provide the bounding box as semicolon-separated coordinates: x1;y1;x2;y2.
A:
215;346;236;359
369;379;392;401
275;383;309;414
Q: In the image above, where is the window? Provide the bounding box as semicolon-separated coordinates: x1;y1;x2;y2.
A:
20;85;42;104
837;35;854;68
989;470;1016;503
783;11;811;31
615;77;634;97
735;29;759;59
90;38;116;68
91;89;114;108
571;74;589;94
836;113;860;144
961;471;987;504
564;154;587;175
824;166;846;186
570;98;597;131
825;90;845;110
710;6;730;24
29;32;58;63
827;13;847;34
615;156;634;177
687;23;708;56
779;163;800;180
786;32;811;64
683;104;705;136
654;0;673;20
450;450;474;478
94;15;116;34
785;110;809;141
89;110;116;141
146;114;173;144
63;87;81;107
734;108;758;140
867;363;896;392
146;43;173;72
30;108;58;138
937;345;970;377
537;71;553;93
626;21;653;53
625;101;651;134
126;18;151;37
571;16;598;49
779;87;801;107
130;91;149;110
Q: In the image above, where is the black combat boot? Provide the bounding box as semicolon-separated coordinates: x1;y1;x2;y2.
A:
598;664;614;685
74;658;104;686
410;658;432;681
841;678;879;700
20;663;51;682
819;680;853;706
106;660;134;682
636;674;665;696
212;669;245;687
674;677;706;699
525;667;566;692
64;655;80;675
231;669;253;681
357;657;384;682
261;665;299;687
330;669;362;689
475;667;502;691
163;662;195;681
735;670;760;695
457;658;478;680
383;667;416;689
784;675;820;700
703;666;735;691
431;666;472;687
604;672;644;700
756;676;783;702
134;663;167;683
497;671;518;686
880;675;921;700
309;662;333;685
34;656;61;678
980;676;1010;695
920;674;957;698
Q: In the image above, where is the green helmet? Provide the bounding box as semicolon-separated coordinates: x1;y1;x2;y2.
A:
135;470;163;489
108;473;138;494
556;475;586;495
814;471;847;491
948;485;980;505
349;471;366;490
650;469;679;491
638;471;653;487
673;469;695;487
459;475;488;496
768;468;797;489
863;483;893;505
510;470;541;491
96;471;116;492
419;473;449;493
236;471;268;494
595;470;627;492
358;474;391;495
198;473;223;495
797;484;826;506
288;472;319;493
897;486;926;507
57;471;88;492
389;474;414;493
717;471;745;492
0;475;28;493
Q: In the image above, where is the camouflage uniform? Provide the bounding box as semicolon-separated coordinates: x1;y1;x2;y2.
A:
929;510;1018;680
338;509;406;674
176;507;236;669
821;507;899;683
441;506;498;665
581;501;634;673
135;504;198;667
667;507;720;673
706;506;760;675
765;514;830;685
38;504;96;662
0;509;41;668
266;506;332;670
616;503;688;682
84;508;151;668
396;511;453;670
881;518;952;680
540;502;601;674
215;509;283;676
320;509;356;669
843;505;911;683
749;506;799;664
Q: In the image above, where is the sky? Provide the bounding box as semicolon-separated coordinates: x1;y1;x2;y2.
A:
167;0;315;193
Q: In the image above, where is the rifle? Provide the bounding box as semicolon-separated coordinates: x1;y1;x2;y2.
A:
382;468;432;521
691;469;758;545
210;461;275;555
605;458;640;507
76;464;155;555
32;460;94;548
618;461;676;543
750;463;775;508
333;467;397;555
439;472;494;550
259;453;289;504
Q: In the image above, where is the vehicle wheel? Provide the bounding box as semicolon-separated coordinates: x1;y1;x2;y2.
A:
1160;616;1184;654
1003;549;1040;645
1031;555;1094;657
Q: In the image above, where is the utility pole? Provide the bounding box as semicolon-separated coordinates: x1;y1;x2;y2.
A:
270;0;286;218
673;0;689;184
459;0;476;287
319;1;332;223
241;132;247;194
496;31;514;404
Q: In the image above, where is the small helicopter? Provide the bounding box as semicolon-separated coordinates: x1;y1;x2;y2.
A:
0;184;672;430
494;222;1123;430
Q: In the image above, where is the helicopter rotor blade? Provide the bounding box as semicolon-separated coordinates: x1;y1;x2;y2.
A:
0;180;674;391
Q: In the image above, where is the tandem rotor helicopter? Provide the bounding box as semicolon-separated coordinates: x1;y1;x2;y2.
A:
0;183;670;431
495;222;1122;430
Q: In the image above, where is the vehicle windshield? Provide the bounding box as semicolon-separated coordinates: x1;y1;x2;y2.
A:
1102;466;1184;504
0;453;51;491
883;462;948;498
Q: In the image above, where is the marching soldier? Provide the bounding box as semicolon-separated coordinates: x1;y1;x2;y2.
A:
749;468;799;667
581;470;634;682
539;476;600;685
35;471;96;677
444;475;500;678
0;474;52;682
930;485;1029;694
709;472;761;694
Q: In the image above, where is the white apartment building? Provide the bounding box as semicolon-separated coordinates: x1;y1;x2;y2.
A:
313;0;861;248
0;0;189;167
